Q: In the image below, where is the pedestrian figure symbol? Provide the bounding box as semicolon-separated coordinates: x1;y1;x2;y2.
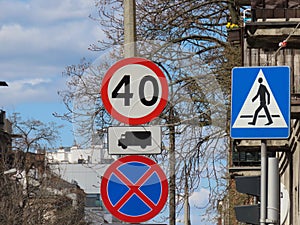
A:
248;77;273;126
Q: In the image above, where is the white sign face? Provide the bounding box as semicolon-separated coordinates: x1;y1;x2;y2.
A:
108;126;161;155
101;57;168;125
108;64;160;118
232;69;287;128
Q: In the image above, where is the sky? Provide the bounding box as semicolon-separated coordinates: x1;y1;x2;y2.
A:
0;0;102;147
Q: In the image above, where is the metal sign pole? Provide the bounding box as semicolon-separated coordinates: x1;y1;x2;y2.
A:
260;139;267;225
267;157;280;225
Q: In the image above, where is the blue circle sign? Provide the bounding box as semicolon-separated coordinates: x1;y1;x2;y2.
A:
100;155;168;223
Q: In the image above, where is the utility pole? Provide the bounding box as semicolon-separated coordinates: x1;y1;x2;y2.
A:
162;65;176;225
123;3;177;225
124;0;137;58
169;105;176;225
184;164;191;225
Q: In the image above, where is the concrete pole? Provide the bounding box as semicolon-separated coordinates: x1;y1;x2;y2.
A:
267;157;280;225
184;165;191;225
260;140;267;225
184;195;191;225
169;118;176;225
124;0;137;58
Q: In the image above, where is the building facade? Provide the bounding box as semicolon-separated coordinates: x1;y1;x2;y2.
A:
227;1;300;224
0;110;12;170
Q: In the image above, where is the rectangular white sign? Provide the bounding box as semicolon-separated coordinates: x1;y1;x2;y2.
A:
108;126;161;155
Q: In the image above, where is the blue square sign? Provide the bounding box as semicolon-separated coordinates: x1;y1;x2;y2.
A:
231;66;290;139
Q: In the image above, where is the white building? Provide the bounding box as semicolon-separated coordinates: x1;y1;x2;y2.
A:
47;143;113;164
46;143;117;224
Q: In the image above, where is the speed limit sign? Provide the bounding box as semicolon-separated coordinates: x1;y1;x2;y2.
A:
101;57;168;125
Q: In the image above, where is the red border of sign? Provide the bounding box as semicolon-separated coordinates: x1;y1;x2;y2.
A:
100;155;168;223
100;57;168;125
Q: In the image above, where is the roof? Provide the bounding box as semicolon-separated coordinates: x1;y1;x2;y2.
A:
50;163;110;194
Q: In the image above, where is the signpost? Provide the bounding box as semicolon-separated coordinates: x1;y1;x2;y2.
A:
100;155;168;223
231;66;290;225
101;57;168;125
100;57;169;223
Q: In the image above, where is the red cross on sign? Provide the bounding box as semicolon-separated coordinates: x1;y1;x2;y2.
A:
100;155;168;223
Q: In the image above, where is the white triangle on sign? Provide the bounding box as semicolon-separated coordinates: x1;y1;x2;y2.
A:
233;69;287;128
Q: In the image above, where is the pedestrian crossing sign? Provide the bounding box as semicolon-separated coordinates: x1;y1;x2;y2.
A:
230;66;290;139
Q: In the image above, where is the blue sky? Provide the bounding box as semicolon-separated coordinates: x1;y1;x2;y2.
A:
0;0;102;147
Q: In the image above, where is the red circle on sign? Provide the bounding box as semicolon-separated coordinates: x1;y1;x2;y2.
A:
101;57;168;125
100;155;168;223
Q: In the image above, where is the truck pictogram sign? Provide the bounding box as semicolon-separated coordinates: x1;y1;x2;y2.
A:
108;126;161;154
118;131;152;149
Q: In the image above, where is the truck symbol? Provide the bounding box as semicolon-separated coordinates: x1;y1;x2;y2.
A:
118;131;152;149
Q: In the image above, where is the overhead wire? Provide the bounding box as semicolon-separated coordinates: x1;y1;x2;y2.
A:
263;21;300;66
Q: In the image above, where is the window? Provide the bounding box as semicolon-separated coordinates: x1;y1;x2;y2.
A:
85;194;102;208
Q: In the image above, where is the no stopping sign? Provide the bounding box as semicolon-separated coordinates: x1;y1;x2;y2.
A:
100;57;168;125
100;155;168;223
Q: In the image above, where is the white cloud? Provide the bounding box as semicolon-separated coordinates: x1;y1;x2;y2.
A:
0;78;63;106
189;188;210;207
0;0;96;26
0;0;104;108
0;2;100;61
175;189;212;225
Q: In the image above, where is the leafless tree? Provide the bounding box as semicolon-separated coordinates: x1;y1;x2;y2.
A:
57;0;242;224
0;114;86;225
10;113;62;153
